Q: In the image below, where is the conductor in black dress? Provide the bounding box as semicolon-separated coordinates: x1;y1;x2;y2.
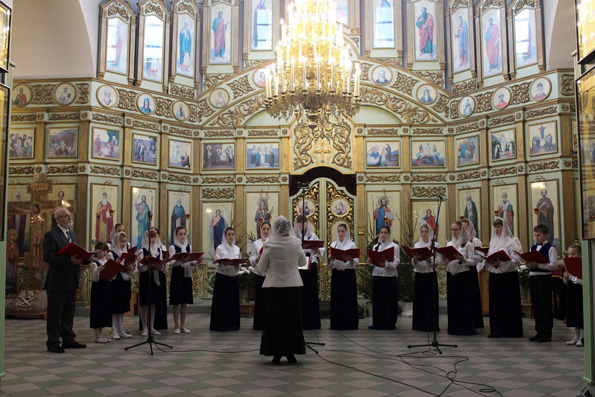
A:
43;207;87;353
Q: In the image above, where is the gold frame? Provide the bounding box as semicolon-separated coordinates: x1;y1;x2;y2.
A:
52;82;77;106
131;131;160;167
167;137;193;171
8;127;35;160
98;0;136;83
46;126;79;160
90;126;122;162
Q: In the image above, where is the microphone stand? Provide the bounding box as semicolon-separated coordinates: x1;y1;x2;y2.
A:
407;195;457;354
126;213;173;355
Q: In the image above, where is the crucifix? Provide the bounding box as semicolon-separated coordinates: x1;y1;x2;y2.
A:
313;141;332;163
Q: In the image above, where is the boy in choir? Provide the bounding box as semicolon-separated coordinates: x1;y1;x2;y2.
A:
411;223;439;332
90;242;112;343
210;227;241;331
109;231;133;339
138;229;166;336
527;224;558;343
461;219;484;328
169;226;196;334
368;225;400;331
564;244;584;346
293;215;323;330
249;221;271;331
328;223;359;330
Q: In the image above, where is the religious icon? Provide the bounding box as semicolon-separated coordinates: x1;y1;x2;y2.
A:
366;141;400;167
137;93;155;115
131;187;155;249
9;128;34;160
411;140;446;168
456;135;479;167
452;10;470;73
514;9;537;68
211;5;232;64
492;87;511;110
336;0;349;25
373;196;393;235
211;208;228;253
528;121;557;156
172;101;190;122
106;17;128;75
142;15;164;82
132;133;158;165
92;128;120;161
458;189;481;239
176;15;195;77
53;83;76;106
373;0;394;48
459;96;475;117
202;143;235;170
254;196;274;239
97;85;118;108
372;66;392;85
490;129;516;161
246;143;279;169
530;77;551;101
47;127;78;159
495;191;515;235
252;0;272;50
331;198;349;217
209;89;230;108
482;9;502;77
12;84;32;107
168;190;190;246
417;84;436;104
532;183;558;248
94;190;114;244
415;2;436;60
168;139;192;169
253;68;268;88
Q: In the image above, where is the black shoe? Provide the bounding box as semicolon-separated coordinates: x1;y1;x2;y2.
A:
286;354;297;364
272;355;281;364
48;346;65;353
537;337;552;343
529;334;541;342
62;341;87;349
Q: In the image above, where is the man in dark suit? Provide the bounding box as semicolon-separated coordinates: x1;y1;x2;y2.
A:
43;207;86;353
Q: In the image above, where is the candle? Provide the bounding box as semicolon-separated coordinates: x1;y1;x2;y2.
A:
273;68;279;96
331;61;335;92
316;60;321;91
302;60;307;92
291;57;295;91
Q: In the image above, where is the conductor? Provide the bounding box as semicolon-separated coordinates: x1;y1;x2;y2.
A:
43;208;87;353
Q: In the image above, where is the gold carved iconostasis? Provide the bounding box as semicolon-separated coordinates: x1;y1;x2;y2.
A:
6;0;578;302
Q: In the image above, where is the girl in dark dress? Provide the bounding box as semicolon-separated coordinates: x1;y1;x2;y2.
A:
210;227;241;331
564;244;584;346
90;242;112;343
109;231;133;339
138;229;166;336
411;223;440;332
169;226;197;334
249;222;271;331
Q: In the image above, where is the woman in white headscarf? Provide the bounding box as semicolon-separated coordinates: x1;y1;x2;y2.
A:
258;216;307;364
411;223;439;332
168;226;196;334
249;221;271;331
293;214;324;330
109;231;133;339
461;219;485;329
483;217;523;338
367;225;400;330
138;228;166;336
328;222;359;330
210;227;241;332
441;220;477;335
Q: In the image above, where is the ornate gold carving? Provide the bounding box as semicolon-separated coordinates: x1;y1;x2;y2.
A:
452;79;479;95
512;0;536;15
48;113;80;121
478;0;505;14
526;106;558;119
491;166;517;176
47;165;78;174
154;97;174;118
78;165;86;172
194;98;215;122
528;161;559;171
451;0;471;11
202;188;235;199
169;83;195;99
474;92;493;113
8;166;34;175
165;173;192;183
11;114;37;122
141;0;166;20
360;63;372;81
455;122;479;133
390;73;419;95
292;181;320;230
510;82;531;104
366;174;401;182
169;126;194;137
31;84;55;104
412;186;446;198
215;97;265;127
517;165;524;172
293;117;352;171
412;174;446;182
105;1;133;22
204;130;234;137
116;88;137;111
75;83;90;103
367;128;399;136
244;59;265;68
245;176;280;183
90;166;120;176
92;113;123;124
488;115;516;126
564;159;572;168
432;95;450;117
229;76;254;98
204;74;230;90
202;176;235;184
175;0;197;17
360;88;436;123
326;182;354;239
561;74;574;96
457;171;481;181
247;129;277;136
129;169;159;180
450;101;460;119
416;71;445;87
412;127;443;135
281;176;288;182
132;120;160;131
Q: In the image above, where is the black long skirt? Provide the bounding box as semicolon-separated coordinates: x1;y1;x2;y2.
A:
138;271;167;330
299;266;321;330
470;266;484;328
566;282;584;328
169;266;193;306
330;269;359;330
369;276;398;330
260;287;306;357
488;271;523;338
139;271;160;307
447;271;477;336
253;274;265;331
412;272;440;332
110;273;131;314
154;271;168;330
90;279;112;329
210;273;240;331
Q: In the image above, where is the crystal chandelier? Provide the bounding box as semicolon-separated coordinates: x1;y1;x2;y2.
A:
264;0;361;128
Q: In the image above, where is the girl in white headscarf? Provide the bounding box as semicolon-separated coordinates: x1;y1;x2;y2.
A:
249;221;271;331
461;219;485;329
367;225;400;330
258;216;306;364
483;217;523;338
293;214;323;330
328;223;359;330
411;223;440;332
441;221;477;335
138;228;166;336
168;226;196;334
109;231;133;339
210;227;241;331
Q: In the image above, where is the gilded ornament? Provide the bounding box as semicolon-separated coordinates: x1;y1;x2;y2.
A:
129;169;158;180
432;95;450;116
76;83;90;104
154;97;174;118
390;73;419;95
244;59;265;68
510;82;531;104
455;122;480;133
457;171;481;181
142;1;167;20
526;106;557;119
204;130;234;137
202;188;235;199
195;98;215;122
449;175;455;181
47;165;78;174
367;128;399;136
517;165;523;172
169;126;194;137
215;98;264;127
90;166;120;176
412;186;446;198
488;115;516;126
326;182;354;230
229;76;254;98
8;166;34;175
116;88;137;111
360;88;436;124
237;177;243;182
366;174;401;182
360;63;372;81
357;175;364;181
564;159;572;168
281;176;288;182
104;1;133;22
404;175;410;181
452;80;479;95
132;120;160;131
450;101;460;119
528;161;559;171
491;166;517;176
204;74;230;90
169;83;196;99
78;165;86;172
412;174;446;182
247;129;277;137
202;176;235;184
474;92;493;113
166;173;192;184
48;113;80;121
412;127;443;135
416;71;445;87
31;84;55;104
561;74;574;96
11;114;37;122
175;0;197;18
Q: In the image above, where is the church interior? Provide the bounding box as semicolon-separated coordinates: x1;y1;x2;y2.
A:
1;0;594;395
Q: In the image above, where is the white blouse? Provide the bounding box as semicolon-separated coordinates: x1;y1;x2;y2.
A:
444;241;474;275
483;237;522;274
368;240;400;277
301;232;325;264
328;240;359;270
91;257;108;283
257;236;306;288
249;238;268;276
168;243;195;278
412;241;438;273
214;243;241;277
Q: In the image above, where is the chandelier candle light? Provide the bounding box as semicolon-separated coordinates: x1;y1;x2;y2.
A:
264;0;361;127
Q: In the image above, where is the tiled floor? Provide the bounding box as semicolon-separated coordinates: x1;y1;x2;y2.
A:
0;307;586;396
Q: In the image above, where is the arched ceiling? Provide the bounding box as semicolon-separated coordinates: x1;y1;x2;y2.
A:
11;0;97;79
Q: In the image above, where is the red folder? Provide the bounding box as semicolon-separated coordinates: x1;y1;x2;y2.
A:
564;257;583;279
169;252;204;263
435;246;463;262
330;247;361;262
214;258;248;267
474;247;490;255
514;250;549;264
367;247;395;267
402;246;432;261
100;259;126;281
120;250;141;265
479;250;511;263
57;242;97;262
259;246;263;256
302;240;324;250
140;255;168;269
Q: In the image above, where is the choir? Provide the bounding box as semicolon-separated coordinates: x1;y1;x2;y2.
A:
84;214;580;353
